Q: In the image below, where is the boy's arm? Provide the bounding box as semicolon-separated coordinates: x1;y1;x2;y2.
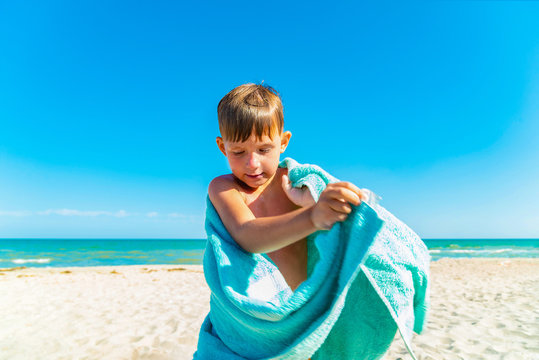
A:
208;176;362;254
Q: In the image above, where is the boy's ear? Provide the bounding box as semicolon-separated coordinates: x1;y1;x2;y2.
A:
280;131;292;153
216;137;227;156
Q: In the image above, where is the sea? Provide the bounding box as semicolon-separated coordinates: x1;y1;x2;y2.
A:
0;238;537;268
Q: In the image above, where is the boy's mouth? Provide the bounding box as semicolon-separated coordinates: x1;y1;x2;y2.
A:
246;173;263;179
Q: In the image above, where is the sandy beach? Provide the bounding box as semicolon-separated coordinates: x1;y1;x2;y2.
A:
1;258;537;360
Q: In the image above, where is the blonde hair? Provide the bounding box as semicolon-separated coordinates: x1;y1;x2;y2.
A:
217;83;284;142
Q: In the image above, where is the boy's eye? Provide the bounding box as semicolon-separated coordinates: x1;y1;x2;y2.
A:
259;148;271;153
232;151;244;155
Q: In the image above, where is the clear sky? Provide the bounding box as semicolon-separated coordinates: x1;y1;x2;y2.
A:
1;1;538;239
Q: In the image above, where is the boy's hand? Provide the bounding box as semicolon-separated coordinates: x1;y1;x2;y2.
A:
310;182;364;230
282;174;316;208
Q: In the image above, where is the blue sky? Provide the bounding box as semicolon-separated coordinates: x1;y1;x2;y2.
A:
1;1;538;239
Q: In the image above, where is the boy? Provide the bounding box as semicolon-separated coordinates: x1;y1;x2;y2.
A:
209;83;364;291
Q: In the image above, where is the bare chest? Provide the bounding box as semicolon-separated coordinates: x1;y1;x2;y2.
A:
244;190;298;218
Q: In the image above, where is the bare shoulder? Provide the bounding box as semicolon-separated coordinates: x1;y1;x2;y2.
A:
208;174;246;207
209;174;236;194
208;175;254;238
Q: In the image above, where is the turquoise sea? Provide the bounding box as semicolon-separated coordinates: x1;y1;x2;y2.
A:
0;238;537;268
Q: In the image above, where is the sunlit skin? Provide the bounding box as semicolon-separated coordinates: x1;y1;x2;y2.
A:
216;131;291;193
209;129;364;291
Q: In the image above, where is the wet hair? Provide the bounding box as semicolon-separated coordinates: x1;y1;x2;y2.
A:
217;83;284;142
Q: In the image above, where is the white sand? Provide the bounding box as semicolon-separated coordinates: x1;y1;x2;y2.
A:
383;259;539;360
0;265;209;360
1;258;538;360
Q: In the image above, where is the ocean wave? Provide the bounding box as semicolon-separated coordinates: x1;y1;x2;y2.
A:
452;249;492;253
429;246;539;259
435;248;516;254
12;258;51;264
492;248;514;253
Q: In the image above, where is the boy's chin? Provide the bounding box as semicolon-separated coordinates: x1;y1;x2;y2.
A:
241;175;269;188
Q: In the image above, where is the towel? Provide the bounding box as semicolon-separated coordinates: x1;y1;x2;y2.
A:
193;158;430;360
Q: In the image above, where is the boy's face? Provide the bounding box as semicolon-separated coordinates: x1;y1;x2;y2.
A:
216;130;292;189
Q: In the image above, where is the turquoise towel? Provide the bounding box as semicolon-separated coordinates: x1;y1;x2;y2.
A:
194;158;430;360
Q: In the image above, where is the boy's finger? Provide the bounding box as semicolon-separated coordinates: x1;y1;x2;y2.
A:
328;199;352;214
343;189;361;206
281;175;291;191
327;187;361;206
336;181;364;199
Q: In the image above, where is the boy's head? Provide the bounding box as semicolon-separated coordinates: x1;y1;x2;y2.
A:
217;83;284;142
216;83;291;189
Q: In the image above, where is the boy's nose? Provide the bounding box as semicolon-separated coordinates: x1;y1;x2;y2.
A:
245;153;260;169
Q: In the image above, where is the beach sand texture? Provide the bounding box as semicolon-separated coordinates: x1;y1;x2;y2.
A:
1;258;537;360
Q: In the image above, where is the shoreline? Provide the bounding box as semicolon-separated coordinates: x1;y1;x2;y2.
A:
1;258;538;359
1;255;537;271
